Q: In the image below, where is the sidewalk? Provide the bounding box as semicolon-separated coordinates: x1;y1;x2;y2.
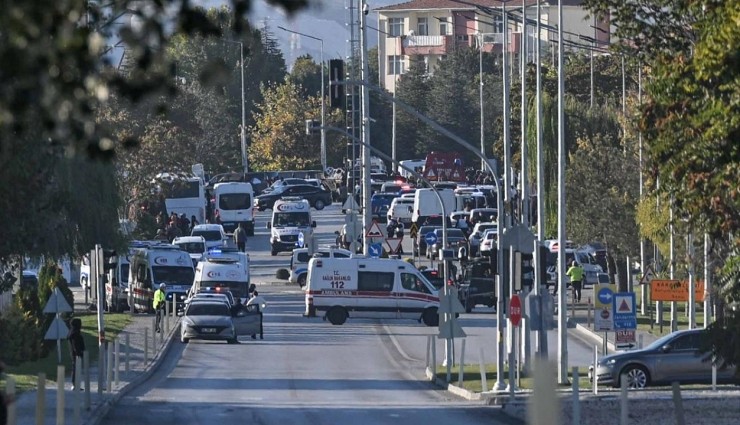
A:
12;310;178;425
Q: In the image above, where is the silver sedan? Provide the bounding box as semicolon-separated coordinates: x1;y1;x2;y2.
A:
590;329;738;388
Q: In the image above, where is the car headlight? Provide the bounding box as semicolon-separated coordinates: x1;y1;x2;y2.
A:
604;358;616;366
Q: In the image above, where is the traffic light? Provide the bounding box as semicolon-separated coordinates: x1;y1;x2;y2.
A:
329;59;345;109
103;249;117;272
517;251;535;291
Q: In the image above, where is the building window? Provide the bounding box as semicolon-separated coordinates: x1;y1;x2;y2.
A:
493;15;503;33
418;17;428;36
388;17;404;37
439;17;449;35
388;55;404;75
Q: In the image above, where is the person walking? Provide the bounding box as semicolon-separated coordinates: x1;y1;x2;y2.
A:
246;291;267;340
566;260;585;303
67;318;85;390
153;283;166;333
234;223;248;252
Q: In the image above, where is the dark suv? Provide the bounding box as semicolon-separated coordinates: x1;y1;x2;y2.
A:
457;259;496;313
255;184;332;211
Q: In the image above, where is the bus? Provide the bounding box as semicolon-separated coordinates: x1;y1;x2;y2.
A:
156;174;206;224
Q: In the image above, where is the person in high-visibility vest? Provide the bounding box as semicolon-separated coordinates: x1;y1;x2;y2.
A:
153;283;166;333
566;261;585;303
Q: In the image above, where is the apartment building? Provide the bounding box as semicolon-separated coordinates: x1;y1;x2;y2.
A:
376;0;611;93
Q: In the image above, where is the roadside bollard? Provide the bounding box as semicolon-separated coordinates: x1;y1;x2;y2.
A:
457;338;466;387
114;338;120;388
144;328;149;363
425;335;432;371
56;365;65;425
152;317;158;349
36;373;45;425
620;374;629;425
106;341;114;393
97;343;105;395
587;298;592;327
83;351;91;410
125;333;130;374
6;375;15;425
431;339;437;382
572;367;580;425
165;301;170;334
593;345;599;395
172;298;176;318
528;360;559;425
478;348;488;392
672;381;686;425
638;334;644;349
73;357;81;425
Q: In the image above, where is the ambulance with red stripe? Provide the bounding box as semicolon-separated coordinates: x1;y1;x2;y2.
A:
305;257;440;326
129;243;195;313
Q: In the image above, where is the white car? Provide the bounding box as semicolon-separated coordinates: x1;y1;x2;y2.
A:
172;236;207;267
191;224;227;251
479;228;499;256
468;222;497;256
386;197;414;226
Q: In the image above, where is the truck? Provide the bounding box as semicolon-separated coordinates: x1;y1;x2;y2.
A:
422;152;465;183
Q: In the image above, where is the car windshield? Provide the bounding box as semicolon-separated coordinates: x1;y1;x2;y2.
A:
186;303;230;316
219;193;251;210
152;266;195;286
120;264;129;284
273;212;310;227
176;242;205;254
192;230;222;241
444;229;466;238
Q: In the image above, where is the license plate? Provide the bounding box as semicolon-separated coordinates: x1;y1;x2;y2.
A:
201;328;216;333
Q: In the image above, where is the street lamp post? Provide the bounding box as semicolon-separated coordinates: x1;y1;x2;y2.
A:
278;26;326;172
222;39;248;174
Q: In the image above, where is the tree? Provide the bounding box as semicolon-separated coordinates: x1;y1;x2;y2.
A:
396;55;431;160
290;54;322;98
249;80;343;170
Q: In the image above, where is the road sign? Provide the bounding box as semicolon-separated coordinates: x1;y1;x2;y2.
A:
613;292;637;330
438;289;466;314
615;330;636;350
385;238;403;254
438;316;466;338
342;196;359;212
44;317;69;340
366;221;385;238
424;231;438;246
297;232;305;248
639;265;655;285
594;283;616;331
42;287;73;314
438;290;466;339
650;279;705;302
368;243;382;258
409;222;419;239
509;295;522;327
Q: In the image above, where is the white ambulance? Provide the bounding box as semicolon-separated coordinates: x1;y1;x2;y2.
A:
267;197;316;256
192;256;251;301
128;243;195;313
305;257;440;326
213;182;255;235
288;246;352;287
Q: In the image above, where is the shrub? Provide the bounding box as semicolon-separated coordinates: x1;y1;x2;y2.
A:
0;304;44;365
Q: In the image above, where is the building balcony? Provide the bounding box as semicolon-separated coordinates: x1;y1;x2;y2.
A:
401;35;454;55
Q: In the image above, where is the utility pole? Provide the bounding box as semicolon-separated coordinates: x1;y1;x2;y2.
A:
359;0;372;254
556;0;569;384
534;0;545;358
520;0;528;226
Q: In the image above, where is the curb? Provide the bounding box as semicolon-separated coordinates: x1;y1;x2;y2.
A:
571;321;616;352
83;320;180;425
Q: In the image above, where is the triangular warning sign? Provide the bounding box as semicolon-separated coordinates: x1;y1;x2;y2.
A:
426;168;436;178
438;316;466;339
43;287;73;314
44;317;70;340
385;238;403;254
639;265;655;285
619;299;631;312
366;221;384;238
451;170;460;179
342;196;359;212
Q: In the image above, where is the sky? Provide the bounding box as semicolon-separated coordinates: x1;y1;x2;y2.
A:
197;0;398;68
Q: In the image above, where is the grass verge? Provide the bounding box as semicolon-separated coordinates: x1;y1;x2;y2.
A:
4;313;132;393
433;365;592;393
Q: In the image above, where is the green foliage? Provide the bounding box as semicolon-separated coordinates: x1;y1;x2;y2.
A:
635;193;671;256
396;55;431;159
290;54;323;98
0;304;44;366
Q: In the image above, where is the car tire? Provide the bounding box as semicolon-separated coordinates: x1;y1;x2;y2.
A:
314;199;326;210
465;299;472;314
422;307;439;327
298;274;307;288
618;364;650;389
228;338;238;344
271;250;278;256
180;337;189;344
326;306;348;325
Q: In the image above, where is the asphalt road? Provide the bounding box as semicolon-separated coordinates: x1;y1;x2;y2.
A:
100;204;594;425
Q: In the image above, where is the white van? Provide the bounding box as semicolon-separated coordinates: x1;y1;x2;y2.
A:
214;182;255;235
305;257;440;326
129;244;195;313
192;256;251;301
386;197;414;225
105;251;130;313
288;246;352;287
267;197;316;256
172;235;207;267
411;188;456;225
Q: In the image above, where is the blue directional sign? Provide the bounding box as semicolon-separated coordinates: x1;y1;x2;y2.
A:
424;232;438;246
368;243;382;258
613;292;637;330
598;286;614;305
297;232;305;248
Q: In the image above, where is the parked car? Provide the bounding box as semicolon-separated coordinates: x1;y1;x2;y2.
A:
457;259;496;313
479;228;499;256
190;224;227;251
386;197;414;227
468;222;497;257
427;228;468;259
589;329;739;389
370;193;398;223
469;208;498;226
255;184;332;211
262;178;309;194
